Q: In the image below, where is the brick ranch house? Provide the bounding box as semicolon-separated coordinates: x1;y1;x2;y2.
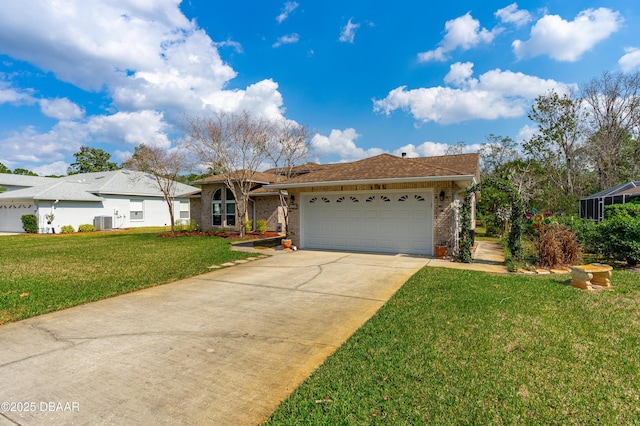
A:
190;152;479;256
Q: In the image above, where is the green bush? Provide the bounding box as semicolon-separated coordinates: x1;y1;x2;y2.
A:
604;202;640;220
21;214;38;233
78;224;95;232
174;219;197;232
597;216;640;266
556;216;600;254
243;220;253;234
61;225;75;234
256;219;267;233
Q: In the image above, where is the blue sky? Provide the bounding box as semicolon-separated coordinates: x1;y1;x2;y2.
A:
0;1;638;175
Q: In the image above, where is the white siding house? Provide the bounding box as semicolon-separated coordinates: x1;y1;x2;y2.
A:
0;171;199;233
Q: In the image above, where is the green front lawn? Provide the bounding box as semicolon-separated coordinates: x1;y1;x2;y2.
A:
266;268;640;424
0;229;253;324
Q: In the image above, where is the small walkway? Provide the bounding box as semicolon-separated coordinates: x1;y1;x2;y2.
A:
424;240;509;273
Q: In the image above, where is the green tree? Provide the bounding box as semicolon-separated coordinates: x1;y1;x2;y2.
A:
12;168;38;176
524;89;585;197
0;163;10;174
68;146;119;175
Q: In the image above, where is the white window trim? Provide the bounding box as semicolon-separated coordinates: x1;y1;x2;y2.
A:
130;198;144;221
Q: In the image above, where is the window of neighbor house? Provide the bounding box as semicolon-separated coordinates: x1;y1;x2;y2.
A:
179;201;189;219
130;199;144;220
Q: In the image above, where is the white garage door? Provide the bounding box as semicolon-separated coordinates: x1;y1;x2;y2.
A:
301;190;433;255
0;202;33;232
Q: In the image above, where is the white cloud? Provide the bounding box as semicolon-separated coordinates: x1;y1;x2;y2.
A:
443;62;475;86
619;47;640;72
0;121;87;164
33;161;69;177
276;2;298;24
0;0;290;171
214;38;243;54
418;12;501;62
392;142;481;158
39;98;84;120
513;8;623;61
495;3;532;27
374;62;574;124
87;110;171;149
339;18;361;44
0;82;36;105
311;128;384;161
273;33;300;48
516;124;537;143
0;0;284;120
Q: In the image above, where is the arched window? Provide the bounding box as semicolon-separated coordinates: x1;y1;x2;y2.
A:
225;188;236;226
212;188;222;226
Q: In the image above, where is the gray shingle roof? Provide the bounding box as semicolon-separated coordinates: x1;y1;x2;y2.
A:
0;170;199;201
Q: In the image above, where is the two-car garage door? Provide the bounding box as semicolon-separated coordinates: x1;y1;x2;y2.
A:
301;190;433;255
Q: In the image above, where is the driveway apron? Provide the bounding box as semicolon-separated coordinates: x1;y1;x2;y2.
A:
0;250;428;425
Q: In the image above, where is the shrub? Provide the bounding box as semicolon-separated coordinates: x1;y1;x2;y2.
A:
604;202;640;220
21;214;38;233
174;219;197;233
556;216;600;254
537;224;582;268
78;224;95;232
597;216;640;266
243;220;253;234
255;219;267;233
61;225;75;234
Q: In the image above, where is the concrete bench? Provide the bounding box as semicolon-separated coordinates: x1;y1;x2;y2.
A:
570;264;613;290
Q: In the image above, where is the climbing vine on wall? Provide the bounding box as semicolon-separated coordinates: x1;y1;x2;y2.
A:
459;177;525;263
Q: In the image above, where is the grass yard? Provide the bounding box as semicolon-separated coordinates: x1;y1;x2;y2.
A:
0;229;254;324
266;267;640;425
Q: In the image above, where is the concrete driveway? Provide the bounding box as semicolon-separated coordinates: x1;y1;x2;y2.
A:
0;250;428;425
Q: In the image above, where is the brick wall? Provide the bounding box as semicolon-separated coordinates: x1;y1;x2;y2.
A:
253;195;284;232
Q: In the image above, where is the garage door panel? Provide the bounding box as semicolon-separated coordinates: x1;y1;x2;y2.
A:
302;191;434;255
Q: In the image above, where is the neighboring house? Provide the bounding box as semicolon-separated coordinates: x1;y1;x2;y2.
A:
0;171;198;233
580;181;640;221
192;153;480;256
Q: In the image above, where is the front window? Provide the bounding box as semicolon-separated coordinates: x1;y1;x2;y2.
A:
225;188;236;226
212;189;222;226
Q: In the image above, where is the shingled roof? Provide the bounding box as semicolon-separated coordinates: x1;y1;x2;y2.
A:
192;170;279;185
268;153;479;188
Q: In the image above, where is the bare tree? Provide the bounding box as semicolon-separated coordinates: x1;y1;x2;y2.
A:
478;134;520;177
123;144;187;233
581;71;640;190
183;110;271;236
264;119;312;234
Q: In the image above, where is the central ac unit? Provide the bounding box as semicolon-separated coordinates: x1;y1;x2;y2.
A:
94;215;113;231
